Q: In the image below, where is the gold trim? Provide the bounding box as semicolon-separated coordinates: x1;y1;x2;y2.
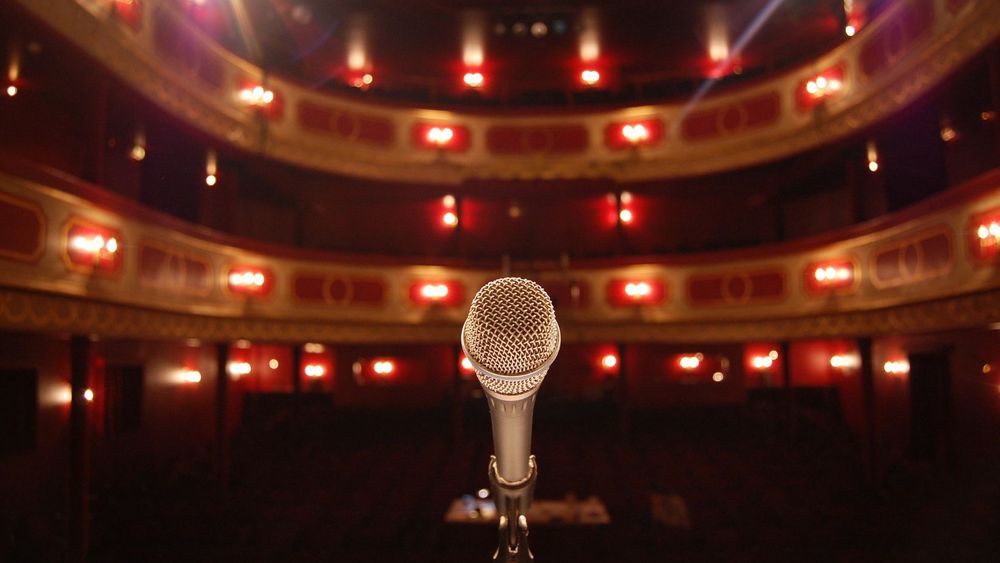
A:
137;238;214;298
1;286;996;343
0;190;46;264
11;0;999;183
869;225;955;289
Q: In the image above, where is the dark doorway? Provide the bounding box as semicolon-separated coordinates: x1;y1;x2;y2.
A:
0;369;37;456
908;351;953;468
105;365;143;435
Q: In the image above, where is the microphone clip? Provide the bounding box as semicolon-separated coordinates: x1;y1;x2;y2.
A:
488;455;537;562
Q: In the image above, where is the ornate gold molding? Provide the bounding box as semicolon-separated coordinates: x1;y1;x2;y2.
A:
11;0;1000;183
1;285;997;343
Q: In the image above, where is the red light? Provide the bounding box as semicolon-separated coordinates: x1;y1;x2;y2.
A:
580;69;600;85
805;260;855;294
304;364;326;378
678;354;703;370
459;353;476;377
64;222;123;275
607;279;666;307
970;211;1000;262
797;66;845;110
463;72;484;88
372;359;395;376
601;353;618;370
227;267;272;296
410;281;463;306
605;119;664;150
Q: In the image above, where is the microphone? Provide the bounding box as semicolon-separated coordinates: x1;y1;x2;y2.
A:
462;277;561;483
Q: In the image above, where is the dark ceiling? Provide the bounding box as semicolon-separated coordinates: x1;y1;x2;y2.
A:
180;0;879;108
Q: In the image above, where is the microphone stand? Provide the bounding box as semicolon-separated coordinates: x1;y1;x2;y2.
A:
488;454;537;562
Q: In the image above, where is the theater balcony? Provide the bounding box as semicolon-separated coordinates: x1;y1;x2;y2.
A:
1;0;999;561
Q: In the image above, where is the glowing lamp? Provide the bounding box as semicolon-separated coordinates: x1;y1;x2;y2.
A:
463;72;484;88
205;173;217;186
679;354;703;370
969;211;1000;261
601;353;618;370
269;359;279;369
806;260;855;293
712;372;725;382
606;119;664;150
304;364;326;378
372;359;395;376
130;144;146;161
239;85;275;107
581;69;600;85
797;67;846;110
607;279;665;307
442;211;458;227
883;360;910;375
751;355;774;370
624;282;651;298
427;127;454;146
228;361;251;377
622;124;650;144
182;369;202;383
65;223;123;274
830;354;859;370
845;25;856;37
304;343;325;353
410;280;462;306
866;140;879;173
618;209;634;224
227;267;271;296
83;388;95;402
6;85;16;97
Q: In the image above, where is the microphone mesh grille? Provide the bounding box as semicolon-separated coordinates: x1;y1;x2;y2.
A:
463;277;558;385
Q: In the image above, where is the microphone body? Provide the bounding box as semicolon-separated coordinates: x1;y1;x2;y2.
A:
461;277;560;482
461;277;560;561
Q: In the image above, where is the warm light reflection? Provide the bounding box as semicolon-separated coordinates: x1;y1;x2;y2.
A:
461;356;474;372
229;271;266;288
751;356;774;370
581;69;600;86
347;15;368;71
5;85;16;97
866;140;879;173
304;364;325;378
182;369;202;383
304;343;325;354
706;4;729;63
83;388;95;402
269;359;279;369
228;361;251;377
462;11;485;67
844;24;856;37
579;7;600;62
712;371;725;382
443;211;458;227
619;209;633;224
